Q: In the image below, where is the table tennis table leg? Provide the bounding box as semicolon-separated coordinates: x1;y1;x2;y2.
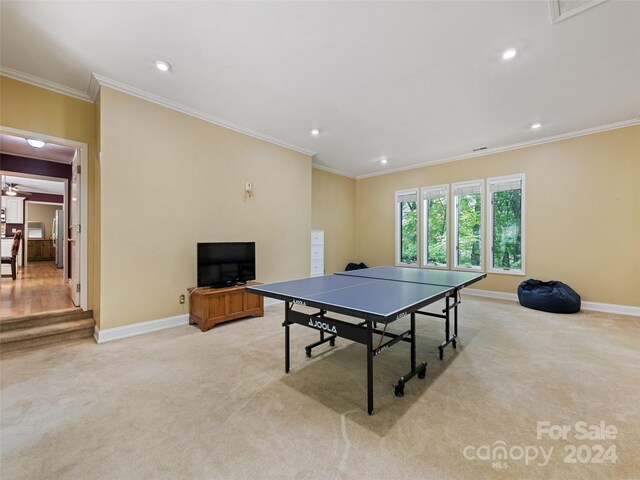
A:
438;292;460;359
367;320;374;415
439;296;450;360
393;313;427;398
304;310;337;357
284;302;291;373
411;312;416;372
454;291;459;338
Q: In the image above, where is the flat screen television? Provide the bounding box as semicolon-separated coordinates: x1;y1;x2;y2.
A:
197;242;256;288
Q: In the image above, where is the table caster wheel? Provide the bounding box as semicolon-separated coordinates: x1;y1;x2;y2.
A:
329;338;335;347
452;339;457;349
418;368;426;380
394;384;405;397
438;348;444;360
305;347;311;358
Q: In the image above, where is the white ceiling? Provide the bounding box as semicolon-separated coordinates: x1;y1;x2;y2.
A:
2;175;64;196
1;1;639;177
0;134;76;164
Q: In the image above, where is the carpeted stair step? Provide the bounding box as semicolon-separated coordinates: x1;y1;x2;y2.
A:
0;308;92;332
0;317;95;354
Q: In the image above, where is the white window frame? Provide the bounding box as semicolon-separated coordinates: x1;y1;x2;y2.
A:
487;174;525;276
395;188;420;267
452;179;484;271
421;184;449;269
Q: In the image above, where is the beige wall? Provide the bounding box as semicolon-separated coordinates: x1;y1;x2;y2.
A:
312;168;356;274
355;125;640;307
0;77;94;142
99;87;312;329
0;76;97;311
26;203;62;239
2;76;637;325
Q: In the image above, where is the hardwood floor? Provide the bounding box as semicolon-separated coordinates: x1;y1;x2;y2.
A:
0;262;75;318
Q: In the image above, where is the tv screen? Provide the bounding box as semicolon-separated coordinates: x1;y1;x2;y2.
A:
197;242;256;288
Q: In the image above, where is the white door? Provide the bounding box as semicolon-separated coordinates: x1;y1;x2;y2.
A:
69;151;81;306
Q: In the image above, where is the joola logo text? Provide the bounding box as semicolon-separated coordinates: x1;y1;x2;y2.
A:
292;299;306;306
308;319;337;334
396;311;408;320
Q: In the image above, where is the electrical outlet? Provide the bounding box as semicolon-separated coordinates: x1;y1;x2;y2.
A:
179;294;185;304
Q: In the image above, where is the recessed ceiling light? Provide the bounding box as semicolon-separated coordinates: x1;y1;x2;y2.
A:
155;60;172;72
380;157;388;165
530;122;542;129
26;139;45;148
310;128;320;136
502;48;517;60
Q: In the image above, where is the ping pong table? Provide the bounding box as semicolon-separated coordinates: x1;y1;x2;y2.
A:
247;267;485;414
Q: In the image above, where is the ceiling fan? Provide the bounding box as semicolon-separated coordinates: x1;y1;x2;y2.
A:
1;179;31;197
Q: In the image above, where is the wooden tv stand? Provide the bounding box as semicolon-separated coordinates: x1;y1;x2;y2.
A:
188;281;264;332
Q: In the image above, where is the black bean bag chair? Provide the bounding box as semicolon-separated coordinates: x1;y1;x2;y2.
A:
517;279;581;314
345;262;368;271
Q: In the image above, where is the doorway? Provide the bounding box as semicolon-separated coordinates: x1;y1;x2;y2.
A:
0;127;88;316
25;197;66;272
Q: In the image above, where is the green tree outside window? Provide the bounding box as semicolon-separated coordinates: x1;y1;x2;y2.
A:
400;201;417;264
492;189;521;269
457;193;481;268
425;197;447;266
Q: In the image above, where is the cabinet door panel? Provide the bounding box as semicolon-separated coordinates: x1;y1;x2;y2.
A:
226;290;245;314
5;197;25;223
245;291;261;310
209;296;225;318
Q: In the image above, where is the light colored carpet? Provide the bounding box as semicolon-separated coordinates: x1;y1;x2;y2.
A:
1;297;638;479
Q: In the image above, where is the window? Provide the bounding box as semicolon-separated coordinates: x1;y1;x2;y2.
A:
453;180;484;270
27;222;44;239
422;185;448;268
395;189;418;265
488;174;525;274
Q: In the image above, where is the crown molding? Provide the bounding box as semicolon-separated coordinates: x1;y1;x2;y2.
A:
1;66;315;157
548;0;608;24
355;118;640;180
90;73;316;157
3;67;636;178
0;66;92;102
311;164;355;179
87;74;101;102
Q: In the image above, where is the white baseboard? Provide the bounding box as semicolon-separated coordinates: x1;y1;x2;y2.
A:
580;301;640;317
464;288;519;302
91;289;637;345
464;288;640;317
95;300;282;344
94;314;189;344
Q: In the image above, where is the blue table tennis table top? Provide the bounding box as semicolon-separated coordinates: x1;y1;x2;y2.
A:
247;267;485;323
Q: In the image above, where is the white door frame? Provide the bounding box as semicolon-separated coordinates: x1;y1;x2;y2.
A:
1;125;89;311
